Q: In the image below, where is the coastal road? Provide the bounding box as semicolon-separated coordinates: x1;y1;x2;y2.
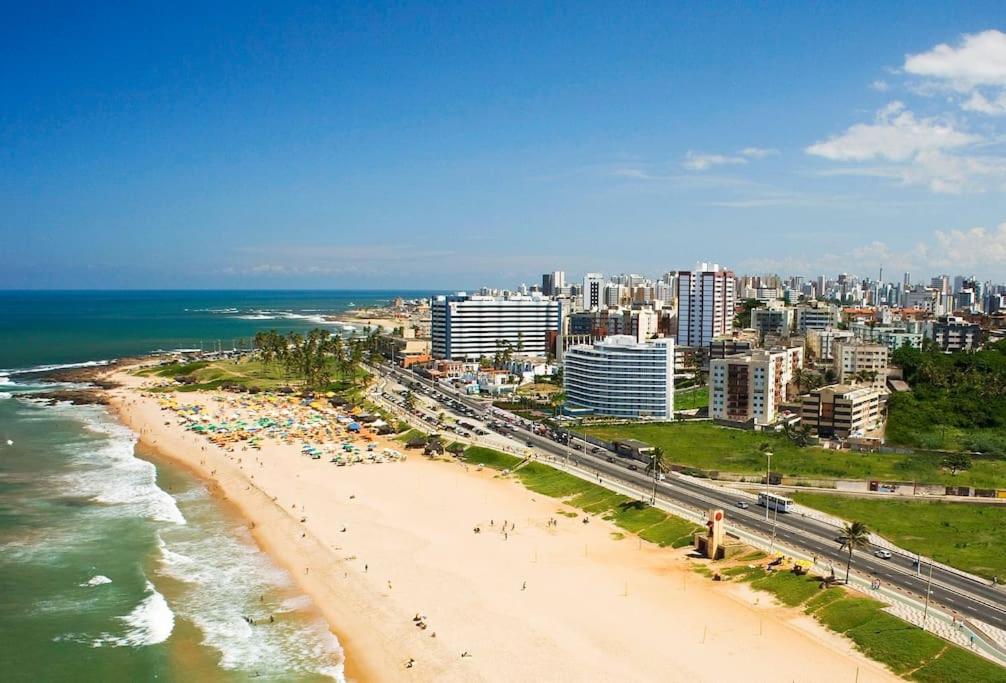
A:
378;365;1006;632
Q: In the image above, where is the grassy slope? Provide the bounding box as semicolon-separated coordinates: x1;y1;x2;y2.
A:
790;492;1006;580
460;446;700;548
582;422;1006;488
727;570;1006;681
674;386;709;411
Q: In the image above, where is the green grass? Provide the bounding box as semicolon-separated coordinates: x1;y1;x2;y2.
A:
141;358;370;395
724;574;1003;681
582;421;1006;488
791;493;1006;580
674;386;709;411
459;446;701;546
911;643;1006;682
638;516;702;548
749;570;823;607
395;429;428;444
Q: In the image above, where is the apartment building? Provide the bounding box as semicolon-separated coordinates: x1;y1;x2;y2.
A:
563;335;674;419
833;340;888;389
849;322;924;352
800;384;884;439
930;315;983;352
709;346;804;426
431;293;562;360
805;327;855;361
750;304;794;337
795;302;840;332
675;263;736;347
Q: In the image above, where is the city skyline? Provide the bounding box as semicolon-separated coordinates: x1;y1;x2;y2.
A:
4;4;1006;289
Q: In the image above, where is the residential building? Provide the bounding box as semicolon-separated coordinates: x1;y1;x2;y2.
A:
675;263;736;347
805;327;855;361
708;346;804;426
750;303;794;337
563;335;674;419
833;340;888;389
795;302;840;332
800;384;884;439
930;315;983;352
708;335;755;362
849;322;924;352
431;293;562;360
583;273;604;310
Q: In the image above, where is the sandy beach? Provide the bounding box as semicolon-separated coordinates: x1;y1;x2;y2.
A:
107;369;898;683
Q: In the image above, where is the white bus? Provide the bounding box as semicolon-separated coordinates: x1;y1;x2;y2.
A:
757;492;794;513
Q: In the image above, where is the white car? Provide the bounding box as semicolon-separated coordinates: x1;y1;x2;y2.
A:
735;501;749;509
874;549;892;560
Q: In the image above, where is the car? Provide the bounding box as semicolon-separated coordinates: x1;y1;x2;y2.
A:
834;535;848;545
590;447;601;454
526;441;534;448
572;443;583;451
628;463;639;471
874;549;892;560
735;501;749;509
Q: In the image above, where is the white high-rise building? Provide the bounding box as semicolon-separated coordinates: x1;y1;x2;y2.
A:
564;336;674;419
431;293;561;360
833;341;888;389
583;273;604;310
675;263;736;347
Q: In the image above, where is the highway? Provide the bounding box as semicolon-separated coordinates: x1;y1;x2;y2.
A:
377;364;1006;632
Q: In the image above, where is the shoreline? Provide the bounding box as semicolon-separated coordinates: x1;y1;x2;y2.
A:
109;389;385;683
102;366;898;682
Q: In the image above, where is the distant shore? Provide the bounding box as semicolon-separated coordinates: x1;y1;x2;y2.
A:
97;364;898;682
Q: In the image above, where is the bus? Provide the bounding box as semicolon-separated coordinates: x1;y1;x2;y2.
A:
757;492;794;513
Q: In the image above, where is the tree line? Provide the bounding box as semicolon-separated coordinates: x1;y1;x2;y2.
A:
252;328;382;390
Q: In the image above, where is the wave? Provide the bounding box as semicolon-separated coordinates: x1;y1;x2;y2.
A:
92;580;174;648
0;392;11;400
81;575;113;587
62;409;186;526
4;359;113;377
156;523;344;680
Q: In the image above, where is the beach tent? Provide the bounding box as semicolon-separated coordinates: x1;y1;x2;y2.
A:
348;422;361;432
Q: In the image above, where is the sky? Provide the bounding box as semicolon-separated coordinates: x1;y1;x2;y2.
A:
3;2;1006;289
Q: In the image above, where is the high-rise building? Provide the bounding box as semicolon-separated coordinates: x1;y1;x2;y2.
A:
541;271;565;296
583;273;604;310
431;293;562;360
564;336;674;419
708;346;803;425
795;302;840;332
675;263;736;347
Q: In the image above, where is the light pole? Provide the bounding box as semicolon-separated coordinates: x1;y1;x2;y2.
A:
764;450;773;521
922;557;935;628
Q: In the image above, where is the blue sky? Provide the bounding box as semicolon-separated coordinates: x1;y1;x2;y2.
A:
3;2;1006;288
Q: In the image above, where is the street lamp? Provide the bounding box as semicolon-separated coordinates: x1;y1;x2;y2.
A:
922;556;935;628
764;450;773;522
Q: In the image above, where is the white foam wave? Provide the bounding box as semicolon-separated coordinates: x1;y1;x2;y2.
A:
63;410;186;526
0;392;11;400
81;575;113;587
4;359;113;376
92;580;174;648
156;527;344;680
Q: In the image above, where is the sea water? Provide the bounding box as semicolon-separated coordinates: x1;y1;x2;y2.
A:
0;290;435;681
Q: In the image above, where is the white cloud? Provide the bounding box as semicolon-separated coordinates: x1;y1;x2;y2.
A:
739;146;779;159
904;30;1006;115
870;80;890;92
806;101;979;162
804;102;1003;192
742;221;1006;276
905;30;1006;90
682;151;748;171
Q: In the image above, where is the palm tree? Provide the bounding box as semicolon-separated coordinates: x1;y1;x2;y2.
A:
840;521;870;584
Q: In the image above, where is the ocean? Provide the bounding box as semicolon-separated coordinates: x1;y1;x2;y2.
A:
0;290;437;682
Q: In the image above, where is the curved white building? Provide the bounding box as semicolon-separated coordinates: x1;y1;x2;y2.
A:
563;335;674;420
